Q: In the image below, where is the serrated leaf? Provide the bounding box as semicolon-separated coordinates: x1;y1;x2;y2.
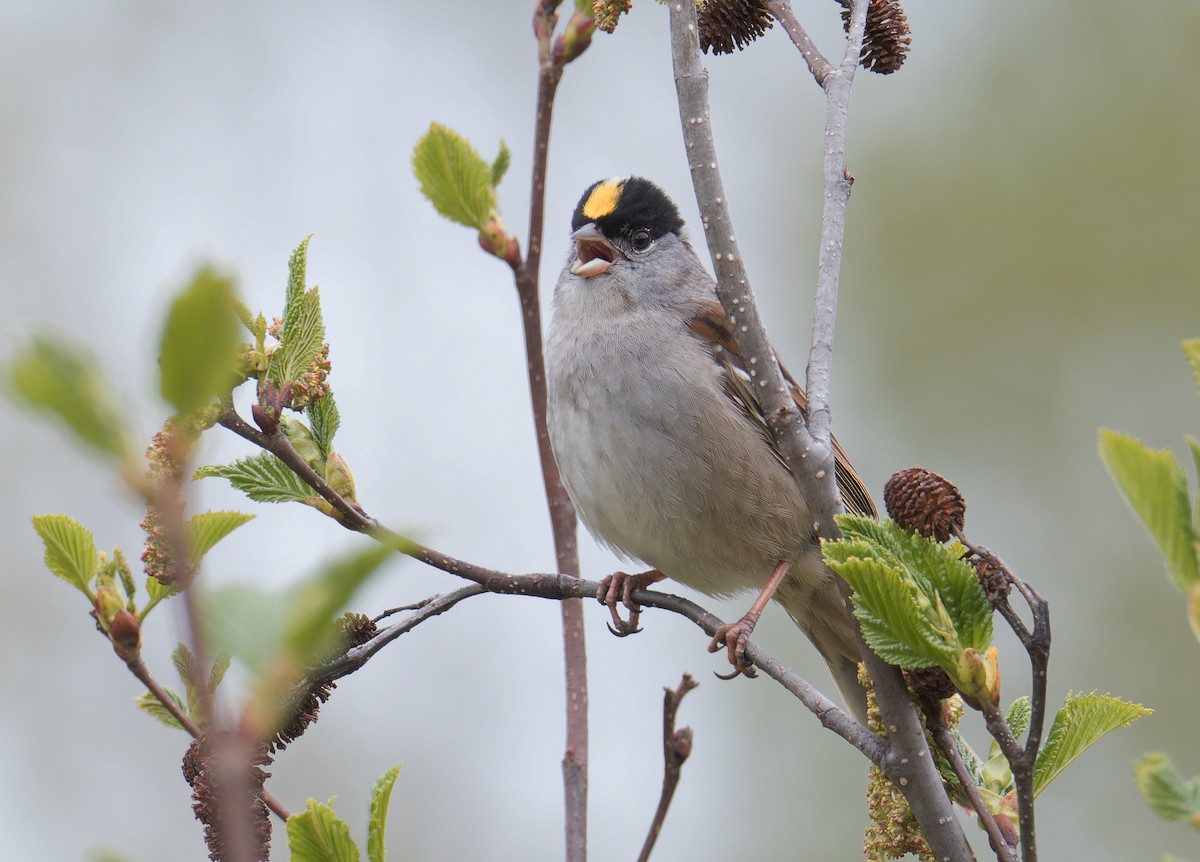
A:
287;798;361;862
31;514;98;598
367;765;401;862
283;236;313;336
112;547;136;605
172;642;200;692
209;652;232;693
836;515;994;651
1006;696;1032;742
1135;753;1200;825
6;335;131;460
1184;339;1200;392
135;688;187;731
1100;430;1199;591
308;392;341;461
1033;692;1151;796
828;556;954;667
269;287;326;388
186;510;256;564
145;573;179;608
490;140;511;188
195;452;313;504
159;267;242;414
412;122;495;231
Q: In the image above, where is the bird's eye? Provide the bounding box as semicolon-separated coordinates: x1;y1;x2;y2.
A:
631;229;653;252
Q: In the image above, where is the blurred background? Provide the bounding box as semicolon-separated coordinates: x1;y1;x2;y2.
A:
3;1;1198;860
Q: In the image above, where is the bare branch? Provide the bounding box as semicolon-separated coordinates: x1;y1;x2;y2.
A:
765;0;835;86
636;675;700;862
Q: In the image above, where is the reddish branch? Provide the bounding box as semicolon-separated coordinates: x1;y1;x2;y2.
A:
635;675;699;862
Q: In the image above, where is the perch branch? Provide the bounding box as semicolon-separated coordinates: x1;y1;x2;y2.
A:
669;4;973;861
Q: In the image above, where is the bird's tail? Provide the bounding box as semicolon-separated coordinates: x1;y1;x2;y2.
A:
775;574;869;726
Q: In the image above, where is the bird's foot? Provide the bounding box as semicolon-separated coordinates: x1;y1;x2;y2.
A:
708;610;764;679
597;569;665;637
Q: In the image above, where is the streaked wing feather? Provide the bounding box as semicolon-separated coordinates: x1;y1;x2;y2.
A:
684;300;877;519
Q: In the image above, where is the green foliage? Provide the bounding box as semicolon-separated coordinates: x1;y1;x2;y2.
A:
31;514;99;600
412;122;500;231
287;799;361;862
195;452;315;504
1183;339;1200;390
367;765;401;862
824;517;993;688
308;391;341;460
134;688;186;731
1033;692;1151;796
282;416;326;474
1006;696;1032;741
204;539;402;673
267;236;327;389
158;267;242;415
1135;753;1200;827
6;335;131;461
1099;429;1199;592
185;510;255;564
490;139;511;189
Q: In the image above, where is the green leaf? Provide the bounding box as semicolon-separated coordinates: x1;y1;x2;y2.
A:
836;516;994;650
185;510;256;564
172;641;201;693
270;287;326;388
143;573;180;617
1033;692;1151;796
203;584;286;673
282;416;326;474
308;391;341;461
367;765;401;862
827;555;954;667
158;267;242;414
209;652;232;694
31;514;98;599
135;688;187;731
1183;339;1200;392
412;122;495;231
195;452;314;504
285;540;405;663
112;547;136;606
205;539;405;672
283;236;313;337
6;335;130;460
490;139;511;188
1099;430;1199;591
1187;436;1200;534
287;798;361;862
1135;753;1200;826
1006;696;1032;742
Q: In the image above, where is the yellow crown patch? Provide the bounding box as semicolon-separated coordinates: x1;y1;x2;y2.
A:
582;181;621;220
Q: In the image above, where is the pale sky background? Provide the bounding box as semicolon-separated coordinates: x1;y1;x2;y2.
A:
3;2;1199;860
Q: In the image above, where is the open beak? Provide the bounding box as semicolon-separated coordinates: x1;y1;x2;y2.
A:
569;223;616;278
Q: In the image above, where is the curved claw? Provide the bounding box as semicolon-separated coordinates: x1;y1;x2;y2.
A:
597;570;664;639
708;618;760;679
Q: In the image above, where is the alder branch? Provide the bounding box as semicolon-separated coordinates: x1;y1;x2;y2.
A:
635;674;699;862
518;6;589;858
670;4;974;861
931;721;1017;861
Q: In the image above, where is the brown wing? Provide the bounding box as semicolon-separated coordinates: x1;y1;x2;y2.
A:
684;300;877;518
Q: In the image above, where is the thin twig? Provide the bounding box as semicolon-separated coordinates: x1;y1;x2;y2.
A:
931;721;1017;862
122;653;293;822
982;705;1037;862
520;6;588;857
764;0;835;87
635;675;699;862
